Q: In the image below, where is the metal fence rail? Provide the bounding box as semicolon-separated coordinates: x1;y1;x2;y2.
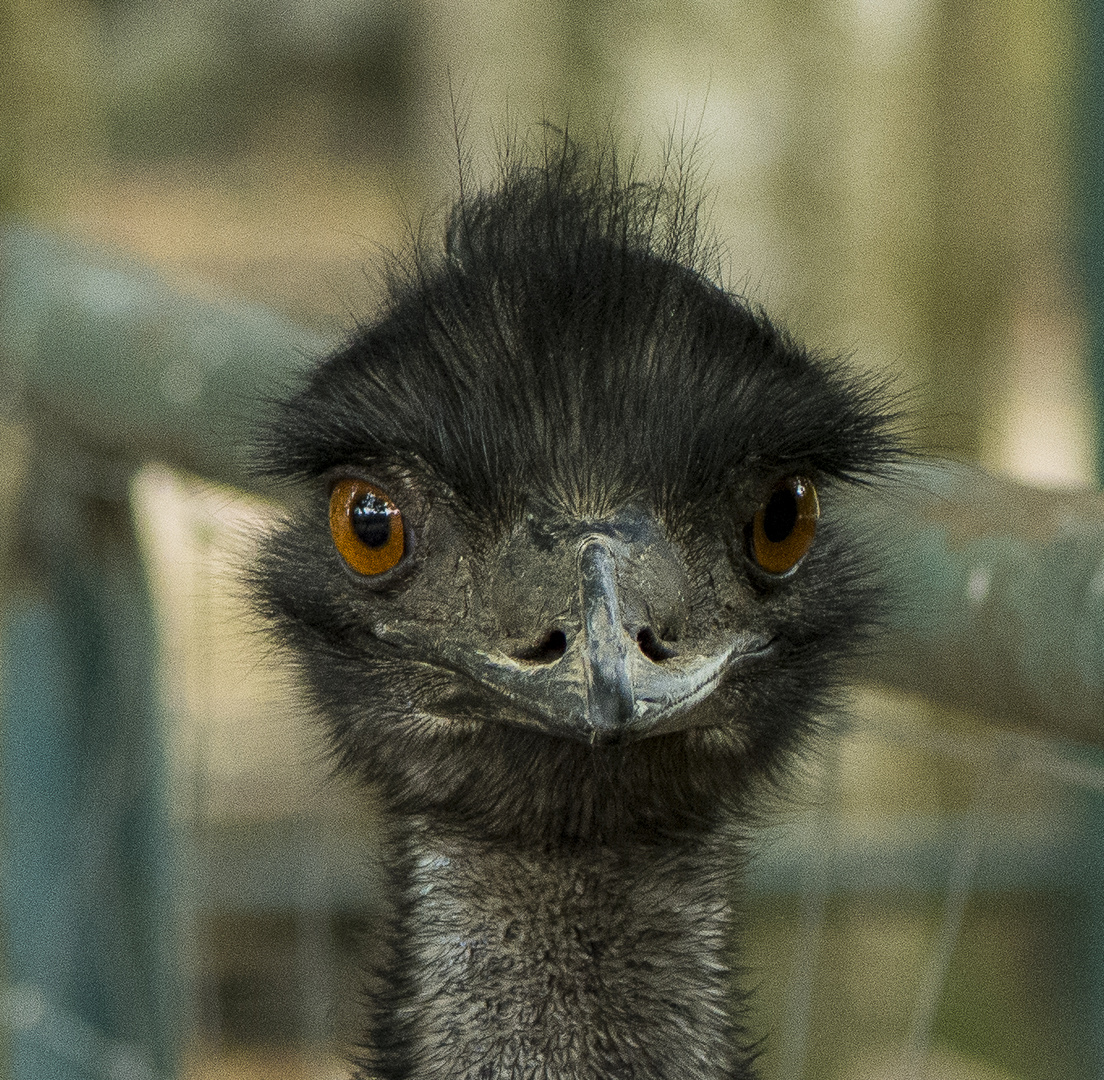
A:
2;221;1101;735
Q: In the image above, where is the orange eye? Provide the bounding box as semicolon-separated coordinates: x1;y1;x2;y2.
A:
329;478;404;576
750;476;820;575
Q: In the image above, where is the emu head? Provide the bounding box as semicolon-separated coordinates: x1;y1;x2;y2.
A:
252;141;898;836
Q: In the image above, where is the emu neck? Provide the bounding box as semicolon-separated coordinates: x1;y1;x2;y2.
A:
364;816;752;1080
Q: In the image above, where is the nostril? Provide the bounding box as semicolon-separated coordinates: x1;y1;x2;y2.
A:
636;626;675;662
516;628;568;664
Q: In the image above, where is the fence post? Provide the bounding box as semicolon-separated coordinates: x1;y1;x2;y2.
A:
0;442;176;1080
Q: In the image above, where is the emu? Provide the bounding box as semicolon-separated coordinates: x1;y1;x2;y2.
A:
251;135;898;1079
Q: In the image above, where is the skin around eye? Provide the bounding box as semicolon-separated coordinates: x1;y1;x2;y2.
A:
750;477;819;575
329;478;405;575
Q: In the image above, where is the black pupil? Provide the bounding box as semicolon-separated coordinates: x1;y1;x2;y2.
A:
351;493;393;548
763;488;798;543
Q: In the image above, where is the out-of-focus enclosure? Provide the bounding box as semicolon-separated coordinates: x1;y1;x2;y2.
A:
1;1;1102;1079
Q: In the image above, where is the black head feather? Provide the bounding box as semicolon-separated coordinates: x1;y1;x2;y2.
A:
252;132;902;842
259;138;896;516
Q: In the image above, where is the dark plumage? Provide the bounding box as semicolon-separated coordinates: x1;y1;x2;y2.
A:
252;133;900;1079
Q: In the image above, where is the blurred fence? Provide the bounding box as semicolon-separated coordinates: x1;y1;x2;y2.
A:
0;223;1102;1080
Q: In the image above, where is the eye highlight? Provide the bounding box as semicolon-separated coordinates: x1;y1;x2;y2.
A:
329;478;405;576
750;477;820;575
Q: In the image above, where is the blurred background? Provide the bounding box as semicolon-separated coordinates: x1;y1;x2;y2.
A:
1;1;1102;1078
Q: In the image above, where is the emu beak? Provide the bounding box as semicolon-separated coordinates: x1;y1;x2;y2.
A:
377;528;771;743
571;535;772;741
577;536;636;736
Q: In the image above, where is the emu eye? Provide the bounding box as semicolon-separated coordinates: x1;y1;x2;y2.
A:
329;478;404;576
750;477;820;575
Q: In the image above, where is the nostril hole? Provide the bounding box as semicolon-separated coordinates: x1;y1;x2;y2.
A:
636;627;674;662
517;628;568;664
